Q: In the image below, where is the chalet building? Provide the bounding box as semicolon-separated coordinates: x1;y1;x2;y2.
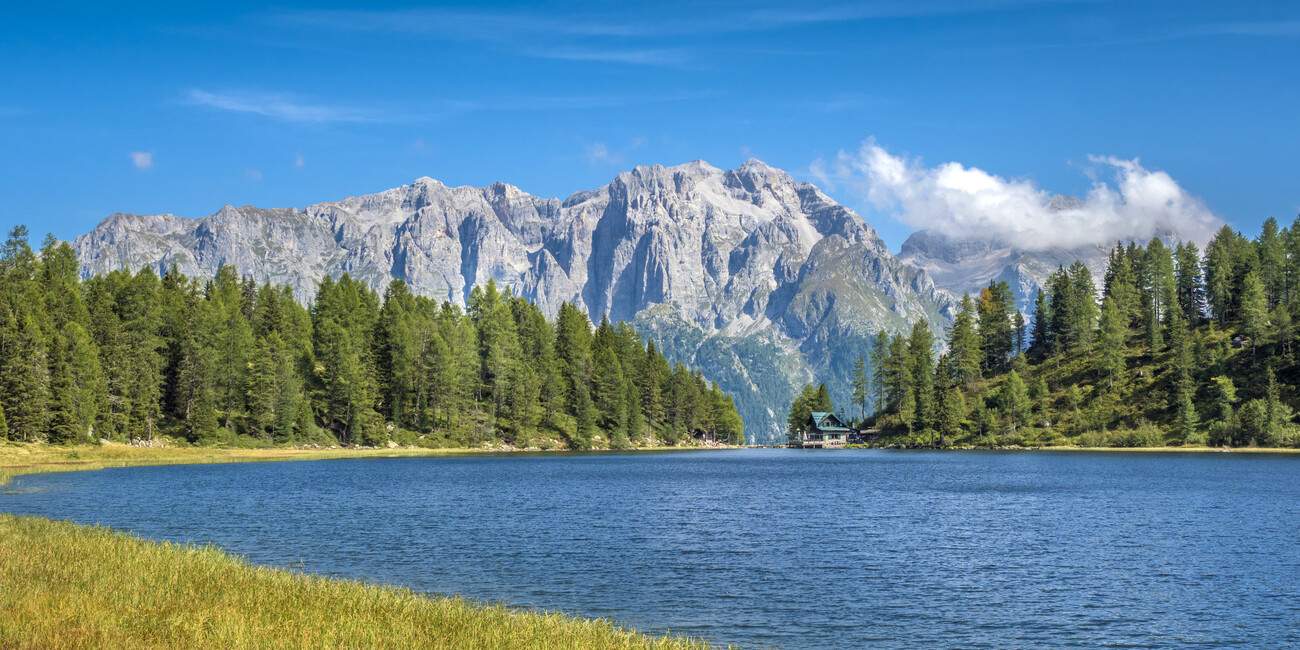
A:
788;412;851;448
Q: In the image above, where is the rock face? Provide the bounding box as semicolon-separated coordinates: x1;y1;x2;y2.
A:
897;230;1115;313
74;159;955;442
898;201;1184;313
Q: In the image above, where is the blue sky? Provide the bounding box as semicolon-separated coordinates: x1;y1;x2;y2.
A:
2;0;1297;250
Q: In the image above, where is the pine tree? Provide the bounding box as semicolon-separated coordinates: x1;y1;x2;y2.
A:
52;323;102;443
999;371;1030;435
1104;243;1141;329
1068;261;1099;348
977;281;1015;371
851;356;869;423
1030;288;1051;354
46;332;80;444
1174;241;1204;323
1096;296;1126;389
1258;217;1287;307
1141;238;1176;352
908;320;935;433
949;294;981;384
869;330;889;414
1240;271;1268;360
936;388;964;446
2;311;49;442
1013;310;1027;354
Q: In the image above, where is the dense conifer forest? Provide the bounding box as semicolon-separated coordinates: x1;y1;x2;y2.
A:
0;226;743;449
802;218;1300;449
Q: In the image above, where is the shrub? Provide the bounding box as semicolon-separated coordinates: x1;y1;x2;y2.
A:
1111;423;1166;448
1077;430;1108;448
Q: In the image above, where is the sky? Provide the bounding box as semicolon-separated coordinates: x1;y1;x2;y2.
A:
1;0;1297;251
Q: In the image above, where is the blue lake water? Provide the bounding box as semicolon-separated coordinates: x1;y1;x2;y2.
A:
3;449;1299;648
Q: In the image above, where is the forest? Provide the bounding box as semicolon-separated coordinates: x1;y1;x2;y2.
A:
799;217;1300;449
0;226;743;450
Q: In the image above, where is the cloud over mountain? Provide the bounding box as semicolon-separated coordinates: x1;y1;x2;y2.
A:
812;139;1223;250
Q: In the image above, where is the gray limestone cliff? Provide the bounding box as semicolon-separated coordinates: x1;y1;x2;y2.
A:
74;159;956;441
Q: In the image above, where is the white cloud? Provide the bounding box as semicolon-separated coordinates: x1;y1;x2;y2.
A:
294;153;305;168
186;89;390;124
245;169;263;181
130;151;153;169
585;142;625;166
811;139;1222;249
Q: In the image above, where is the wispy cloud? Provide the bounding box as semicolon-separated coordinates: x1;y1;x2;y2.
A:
527;46;690;66
271;2;1073;40
812;138;1223;250
130;151;153;170
245;169;263;181
184;88;710;125
294;153;305;168
185;89;393;124
585;143;625;166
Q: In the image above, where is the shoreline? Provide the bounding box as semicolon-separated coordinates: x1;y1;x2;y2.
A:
0;441;743;486
5;440;1297;486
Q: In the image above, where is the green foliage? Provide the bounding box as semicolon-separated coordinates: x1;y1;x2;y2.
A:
0;229;742;450
867;220;1300;450
786;383;833;435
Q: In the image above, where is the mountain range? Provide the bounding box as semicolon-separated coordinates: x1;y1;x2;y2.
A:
75;160;963;441
73;159;1194;441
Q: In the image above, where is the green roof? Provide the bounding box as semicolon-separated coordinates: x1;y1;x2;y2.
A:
808;412;850;432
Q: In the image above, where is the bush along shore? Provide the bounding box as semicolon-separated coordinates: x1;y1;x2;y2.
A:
0;514;715;650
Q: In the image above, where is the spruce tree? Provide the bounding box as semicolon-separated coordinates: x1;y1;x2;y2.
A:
869;330;889;414
949;294;981;384
977;281;1015;371
908;320;935;433
2;311;49;442
1030;289;1051;354
851;355;869;423
1258;217;1286;307
1096;296;1126;389
1240;272;1268;360
1174;242;1204;323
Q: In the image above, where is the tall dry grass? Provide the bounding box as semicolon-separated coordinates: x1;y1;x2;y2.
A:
0;514;715;649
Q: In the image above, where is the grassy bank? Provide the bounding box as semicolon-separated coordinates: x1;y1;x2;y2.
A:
0;442;735;486
0;442;485;486
0;514;713;649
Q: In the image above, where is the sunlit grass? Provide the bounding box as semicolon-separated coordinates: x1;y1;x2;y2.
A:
0;514;715;649
0;442;490;486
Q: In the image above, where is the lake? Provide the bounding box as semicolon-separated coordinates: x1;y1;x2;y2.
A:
3;449;1299;648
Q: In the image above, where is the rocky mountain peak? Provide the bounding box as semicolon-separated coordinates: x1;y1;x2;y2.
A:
73;160;955;441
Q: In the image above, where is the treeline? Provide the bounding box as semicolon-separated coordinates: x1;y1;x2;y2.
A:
0;226;743;449
839;217;1300;448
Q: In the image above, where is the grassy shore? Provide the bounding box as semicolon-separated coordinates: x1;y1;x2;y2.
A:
0;441;734;486
0;441;497;486
0;514;712;650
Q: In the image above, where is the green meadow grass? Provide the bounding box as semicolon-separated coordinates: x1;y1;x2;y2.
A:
0;514;715;649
